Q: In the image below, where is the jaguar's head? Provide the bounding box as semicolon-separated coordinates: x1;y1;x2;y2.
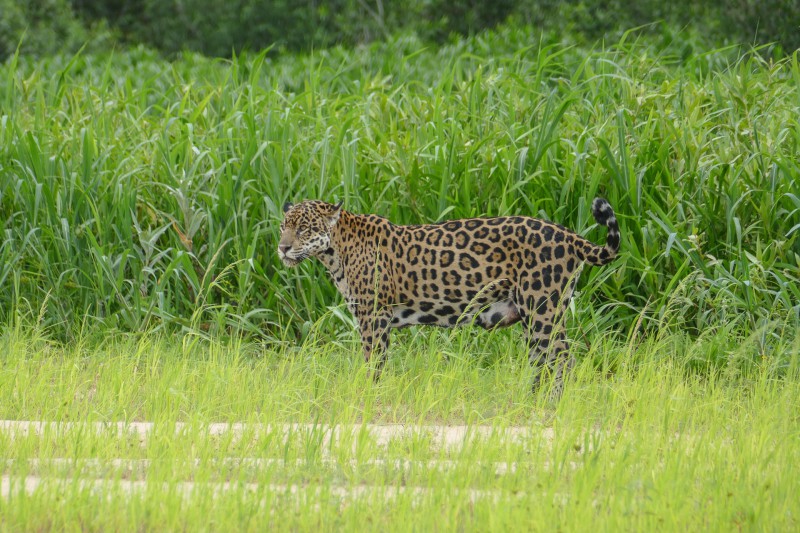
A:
278;200;342;267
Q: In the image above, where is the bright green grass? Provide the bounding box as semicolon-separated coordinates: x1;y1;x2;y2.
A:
1;325;798;531
0;25;798;341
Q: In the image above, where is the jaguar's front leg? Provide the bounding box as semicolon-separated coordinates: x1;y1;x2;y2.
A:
356;306;392;381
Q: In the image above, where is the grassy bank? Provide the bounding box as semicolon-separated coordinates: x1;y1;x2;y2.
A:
0;326;798;530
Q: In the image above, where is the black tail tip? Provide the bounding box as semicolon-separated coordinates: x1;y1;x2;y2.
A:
591;197;614;225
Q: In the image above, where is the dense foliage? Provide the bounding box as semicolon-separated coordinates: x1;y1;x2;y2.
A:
1;26;798;351
2;0;799;61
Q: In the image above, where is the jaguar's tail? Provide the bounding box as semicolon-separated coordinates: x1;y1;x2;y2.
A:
583;198;620;266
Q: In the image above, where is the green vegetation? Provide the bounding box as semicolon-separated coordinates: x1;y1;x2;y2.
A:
1;17;799;531
1;327;798;530
5;0;800;60
1;26;798;351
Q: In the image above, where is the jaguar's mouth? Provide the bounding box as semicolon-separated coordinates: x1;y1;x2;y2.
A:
279;250;305;267
280;256;301;267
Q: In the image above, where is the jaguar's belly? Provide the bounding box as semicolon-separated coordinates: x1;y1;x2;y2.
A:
473;299;522;329
390;298;520;329
390;276;519;329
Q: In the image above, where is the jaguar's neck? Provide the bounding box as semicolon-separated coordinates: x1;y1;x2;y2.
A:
315;211;377;296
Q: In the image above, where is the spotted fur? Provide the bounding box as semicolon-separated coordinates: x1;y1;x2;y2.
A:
278;198;620;395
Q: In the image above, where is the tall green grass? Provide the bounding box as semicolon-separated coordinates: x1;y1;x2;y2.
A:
0;25;798;347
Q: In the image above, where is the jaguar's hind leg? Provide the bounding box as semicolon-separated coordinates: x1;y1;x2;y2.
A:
526;325;574;397
513;289;575;397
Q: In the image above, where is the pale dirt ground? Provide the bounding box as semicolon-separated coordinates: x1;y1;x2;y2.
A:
0;420;556;448
1;420;572;502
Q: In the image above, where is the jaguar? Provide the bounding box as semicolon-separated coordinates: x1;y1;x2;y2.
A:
278;198;620;395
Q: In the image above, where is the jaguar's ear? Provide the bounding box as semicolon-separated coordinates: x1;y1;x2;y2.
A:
283;201;293;213
327;200;343;227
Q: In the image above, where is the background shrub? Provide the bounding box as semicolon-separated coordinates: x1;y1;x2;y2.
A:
0;0;91;60
3;0;796;61
720;0;800;56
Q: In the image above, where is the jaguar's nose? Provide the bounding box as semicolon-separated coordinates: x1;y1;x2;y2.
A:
278;244;291;255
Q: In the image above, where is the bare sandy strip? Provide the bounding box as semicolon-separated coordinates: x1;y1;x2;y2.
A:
0;475;539;504
0;420;555;449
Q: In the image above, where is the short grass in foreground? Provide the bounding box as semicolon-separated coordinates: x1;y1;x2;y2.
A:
0;326;798;531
